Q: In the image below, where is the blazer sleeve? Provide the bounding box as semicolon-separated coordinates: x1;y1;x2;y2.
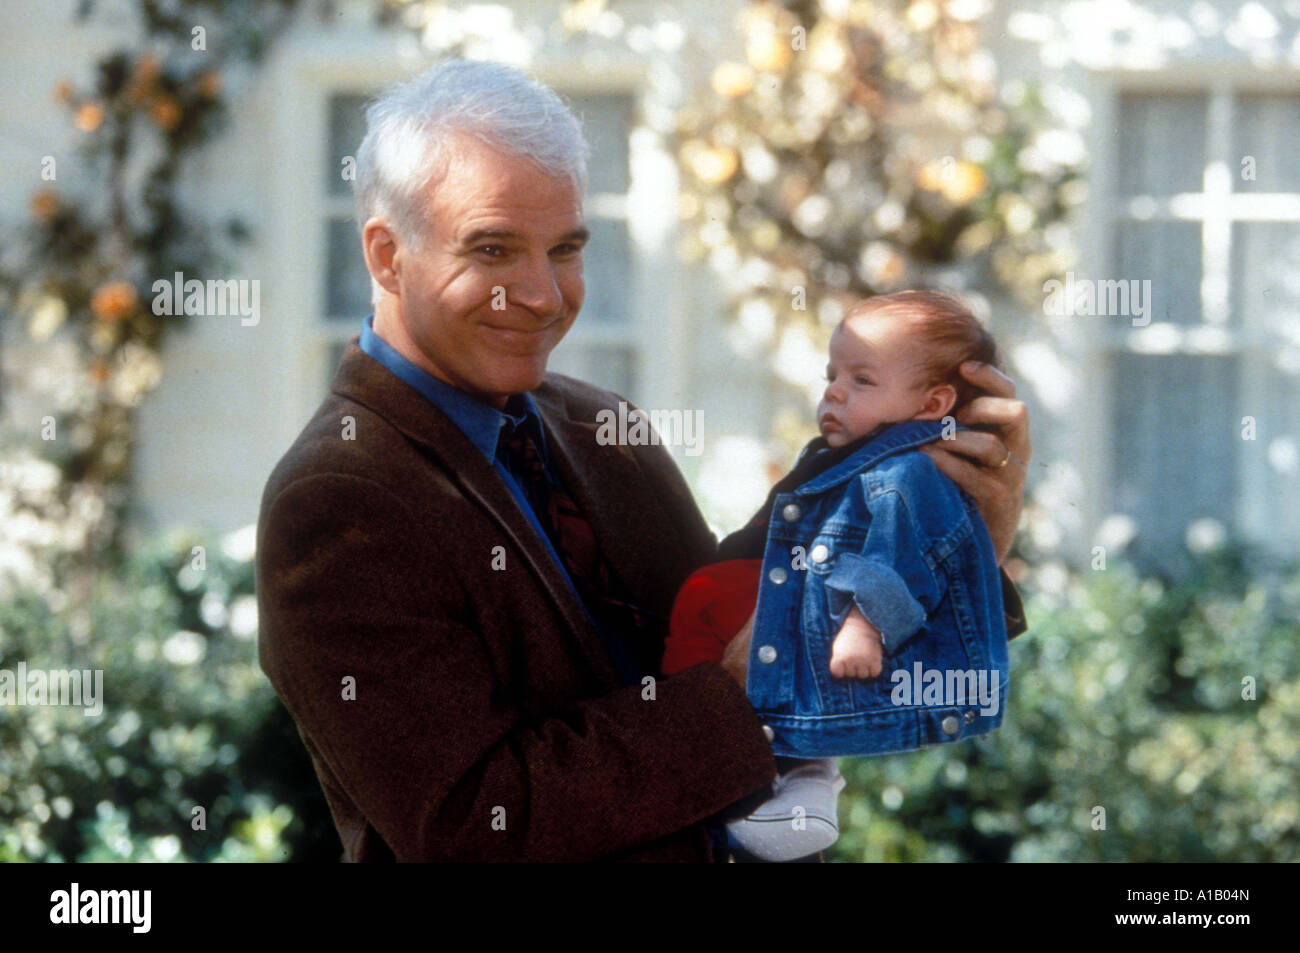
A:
1002;570;1027;639
257;472;776;862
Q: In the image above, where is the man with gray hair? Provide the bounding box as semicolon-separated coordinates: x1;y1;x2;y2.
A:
256;58;1032;862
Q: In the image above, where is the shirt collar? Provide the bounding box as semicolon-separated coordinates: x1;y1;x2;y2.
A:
359;313;546;462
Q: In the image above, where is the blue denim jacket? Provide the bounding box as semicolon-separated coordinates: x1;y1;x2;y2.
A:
745;419;1010;759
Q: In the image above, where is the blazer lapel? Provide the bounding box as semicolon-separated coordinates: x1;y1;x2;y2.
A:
329;339;621;687
532;388;688;632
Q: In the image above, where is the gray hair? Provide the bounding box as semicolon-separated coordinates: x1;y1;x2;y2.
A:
354;58;590;260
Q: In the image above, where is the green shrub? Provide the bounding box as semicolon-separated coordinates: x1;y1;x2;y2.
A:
6;530;1296;862
831;546;1300;861
0;530;337;862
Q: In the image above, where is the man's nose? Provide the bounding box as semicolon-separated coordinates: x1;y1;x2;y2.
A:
510;255;565;319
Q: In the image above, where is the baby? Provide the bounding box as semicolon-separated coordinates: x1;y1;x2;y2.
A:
663;290;1012;862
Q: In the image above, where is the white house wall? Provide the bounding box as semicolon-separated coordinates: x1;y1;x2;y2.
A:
3;0;1297;566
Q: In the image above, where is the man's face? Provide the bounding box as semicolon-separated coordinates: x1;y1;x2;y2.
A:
816;310;933;448
389;132;587;407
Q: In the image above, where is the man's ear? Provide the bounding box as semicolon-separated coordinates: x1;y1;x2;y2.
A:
362;217;402;297
915;383;957;421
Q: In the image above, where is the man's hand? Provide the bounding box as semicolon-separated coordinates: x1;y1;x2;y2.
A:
721;609;755;690
828;605;883;679
919;361;1030;563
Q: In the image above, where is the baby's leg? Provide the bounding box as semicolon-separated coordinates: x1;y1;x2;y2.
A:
724;757;846;862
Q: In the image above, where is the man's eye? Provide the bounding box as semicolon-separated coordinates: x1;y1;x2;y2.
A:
477;245;505;258
553;243;584;257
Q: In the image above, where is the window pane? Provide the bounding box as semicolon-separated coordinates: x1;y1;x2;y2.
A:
546;342;635;398
1111;353;1239;571
580;217;631;325
1117;93;1207;196
565;93;633;194
326;217;372;319
1240;356;1300;554
1233;223;1300;336
328;93;371;197
1234;94;1300;193
1114;222;1202;325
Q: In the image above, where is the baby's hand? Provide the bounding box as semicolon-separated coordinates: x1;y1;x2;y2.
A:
829;605;884;679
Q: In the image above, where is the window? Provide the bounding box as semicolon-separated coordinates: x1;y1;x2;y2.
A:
318;91;639;397
544;94;638;397
320;92;373;382
1109;89;1300;569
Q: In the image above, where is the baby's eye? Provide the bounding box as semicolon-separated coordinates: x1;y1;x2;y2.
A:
855;376;873;386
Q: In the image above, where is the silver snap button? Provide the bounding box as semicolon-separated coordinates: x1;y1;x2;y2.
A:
963;710;976;723
761;724;775;742
781;503;801;522
757;645;778;664
941;715;960;736
768;567;788;585
809;544;830;564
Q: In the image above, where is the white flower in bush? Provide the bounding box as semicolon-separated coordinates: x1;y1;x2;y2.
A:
1094;513;1137;552
1185;518;1226;555
221;523;257;563
149;835;181;862
199;591;228;629
228;595;258;640
162;630;206;665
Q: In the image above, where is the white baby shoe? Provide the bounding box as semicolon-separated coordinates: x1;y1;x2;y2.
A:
725;758;847;862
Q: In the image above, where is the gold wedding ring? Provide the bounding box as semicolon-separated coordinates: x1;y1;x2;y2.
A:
997;450;1013;469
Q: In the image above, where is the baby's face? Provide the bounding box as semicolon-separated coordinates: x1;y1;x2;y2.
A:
817;310;945;449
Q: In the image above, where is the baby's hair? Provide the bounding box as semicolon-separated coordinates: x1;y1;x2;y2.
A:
843;290;1001;411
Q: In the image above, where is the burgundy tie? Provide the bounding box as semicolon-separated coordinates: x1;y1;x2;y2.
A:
499;420;651;681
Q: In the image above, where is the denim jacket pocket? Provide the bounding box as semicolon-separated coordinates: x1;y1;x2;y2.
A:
823;552;927;656
802;530;897;716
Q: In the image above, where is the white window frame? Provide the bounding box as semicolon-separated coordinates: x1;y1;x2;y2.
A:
1082;67;1300;558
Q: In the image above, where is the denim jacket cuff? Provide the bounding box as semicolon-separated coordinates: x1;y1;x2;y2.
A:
824;553;927;656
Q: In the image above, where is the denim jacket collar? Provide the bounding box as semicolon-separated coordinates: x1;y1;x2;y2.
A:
794;419;964;498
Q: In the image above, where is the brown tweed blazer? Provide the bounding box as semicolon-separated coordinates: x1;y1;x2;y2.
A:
256;338;778;861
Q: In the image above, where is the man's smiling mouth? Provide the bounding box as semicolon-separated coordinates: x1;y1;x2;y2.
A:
481;322;557;340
